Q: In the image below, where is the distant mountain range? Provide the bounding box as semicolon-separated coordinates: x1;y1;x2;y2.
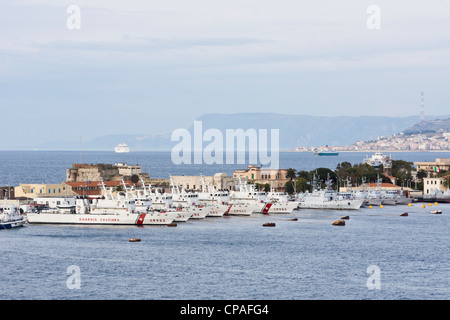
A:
37;113;450;151
402;118;450;135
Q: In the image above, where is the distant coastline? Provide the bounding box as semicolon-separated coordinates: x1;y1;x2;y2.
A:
1;148;449;154
286;150;450;153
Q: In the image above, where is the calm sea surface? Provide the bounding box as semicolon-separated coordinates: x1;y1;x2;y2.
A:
1;150;449;185
0;151;449;300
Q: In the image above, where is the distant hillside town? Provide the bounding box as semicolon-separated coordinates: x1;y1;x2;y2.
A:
291;118;450;152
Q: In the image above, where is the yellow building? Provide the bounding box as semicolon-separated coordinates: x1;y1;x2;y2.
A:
15;183;77;198
233;165;289;191
415;158;450;177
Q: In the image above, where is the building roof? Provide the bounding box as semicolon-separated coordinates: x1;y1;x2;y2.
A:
65;180;133;196
424;174;450;179
65;180;133;188
366;183;402;189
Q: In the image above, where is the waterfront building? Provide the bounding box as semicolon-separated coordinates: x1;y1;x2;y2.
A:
170;173;235;191
14;183;77;198
66;163;148;183
414;158;450;177
0;186;15;199
233;165;289;191
115;163;142;177
65;180;133;197
423;176;450;195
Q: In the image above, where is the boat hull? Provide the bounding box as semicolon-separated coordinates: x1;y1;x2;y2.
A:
173;211;192;222
298;199;363;210
317;152;339;156
26;212;174;225
255;202;299;214
204;205;226;217
226;203;255;215
0;218;27;229
185;207;209;219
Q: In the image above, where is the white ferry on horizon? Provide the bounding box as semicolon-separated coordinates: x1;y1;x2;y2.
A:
115;143;130;153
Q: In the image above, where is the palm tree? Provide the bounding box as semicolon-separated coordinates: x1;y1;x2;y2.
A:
286;168;297;181
285;168;297;193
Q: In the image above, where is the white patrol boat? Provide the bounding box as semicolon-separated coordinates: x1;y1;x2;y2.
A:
198;177;253;216
26;181;176;226
0;201;27;229
262;186;300;214
138;179;193;222
297;174;364;210
230;178;299;214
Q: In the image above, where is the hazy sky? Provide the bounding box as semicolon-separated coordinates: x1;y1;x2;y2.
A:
1;0;450;148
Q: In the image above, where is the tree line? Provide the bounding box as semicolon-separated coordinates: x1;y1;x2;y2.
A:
276;160;435;194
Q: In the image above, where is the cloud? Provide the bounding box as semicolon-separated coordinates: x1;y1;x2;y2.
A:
31;36;273;53
1;0;450;149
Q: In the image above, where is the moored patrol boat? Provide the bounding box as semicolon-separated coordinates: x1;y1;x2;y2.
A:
297;174;364;210
26;180;176;226
230;178;299;214
198;178;253;216
137;179;193;222
0;201;27;229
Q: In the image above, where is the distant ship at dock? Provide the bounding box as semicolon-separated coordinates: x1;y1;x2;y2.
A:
314;146;339;156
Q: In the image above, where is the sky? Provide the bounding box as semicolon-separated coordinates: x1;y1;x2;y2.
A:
1;0;450;148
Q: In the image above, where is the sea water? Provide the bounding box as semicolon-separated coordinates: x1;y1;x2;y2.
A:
0;151;449;300
1;204;449;300
0;150;449;185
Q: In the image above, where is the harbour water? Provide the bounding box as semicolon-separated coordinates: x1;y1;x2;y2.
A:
1;150;449;186
1;204;449;300
0;151;449;300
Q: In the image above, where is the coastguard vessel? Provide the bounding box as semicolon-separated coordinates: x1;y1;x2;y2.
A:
26;181;176;225
131;178;193;222
198;177;254;216
297;174;363;210
170;180;225;217
230;178;299;214
0;202;27;229
265;187;300;213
